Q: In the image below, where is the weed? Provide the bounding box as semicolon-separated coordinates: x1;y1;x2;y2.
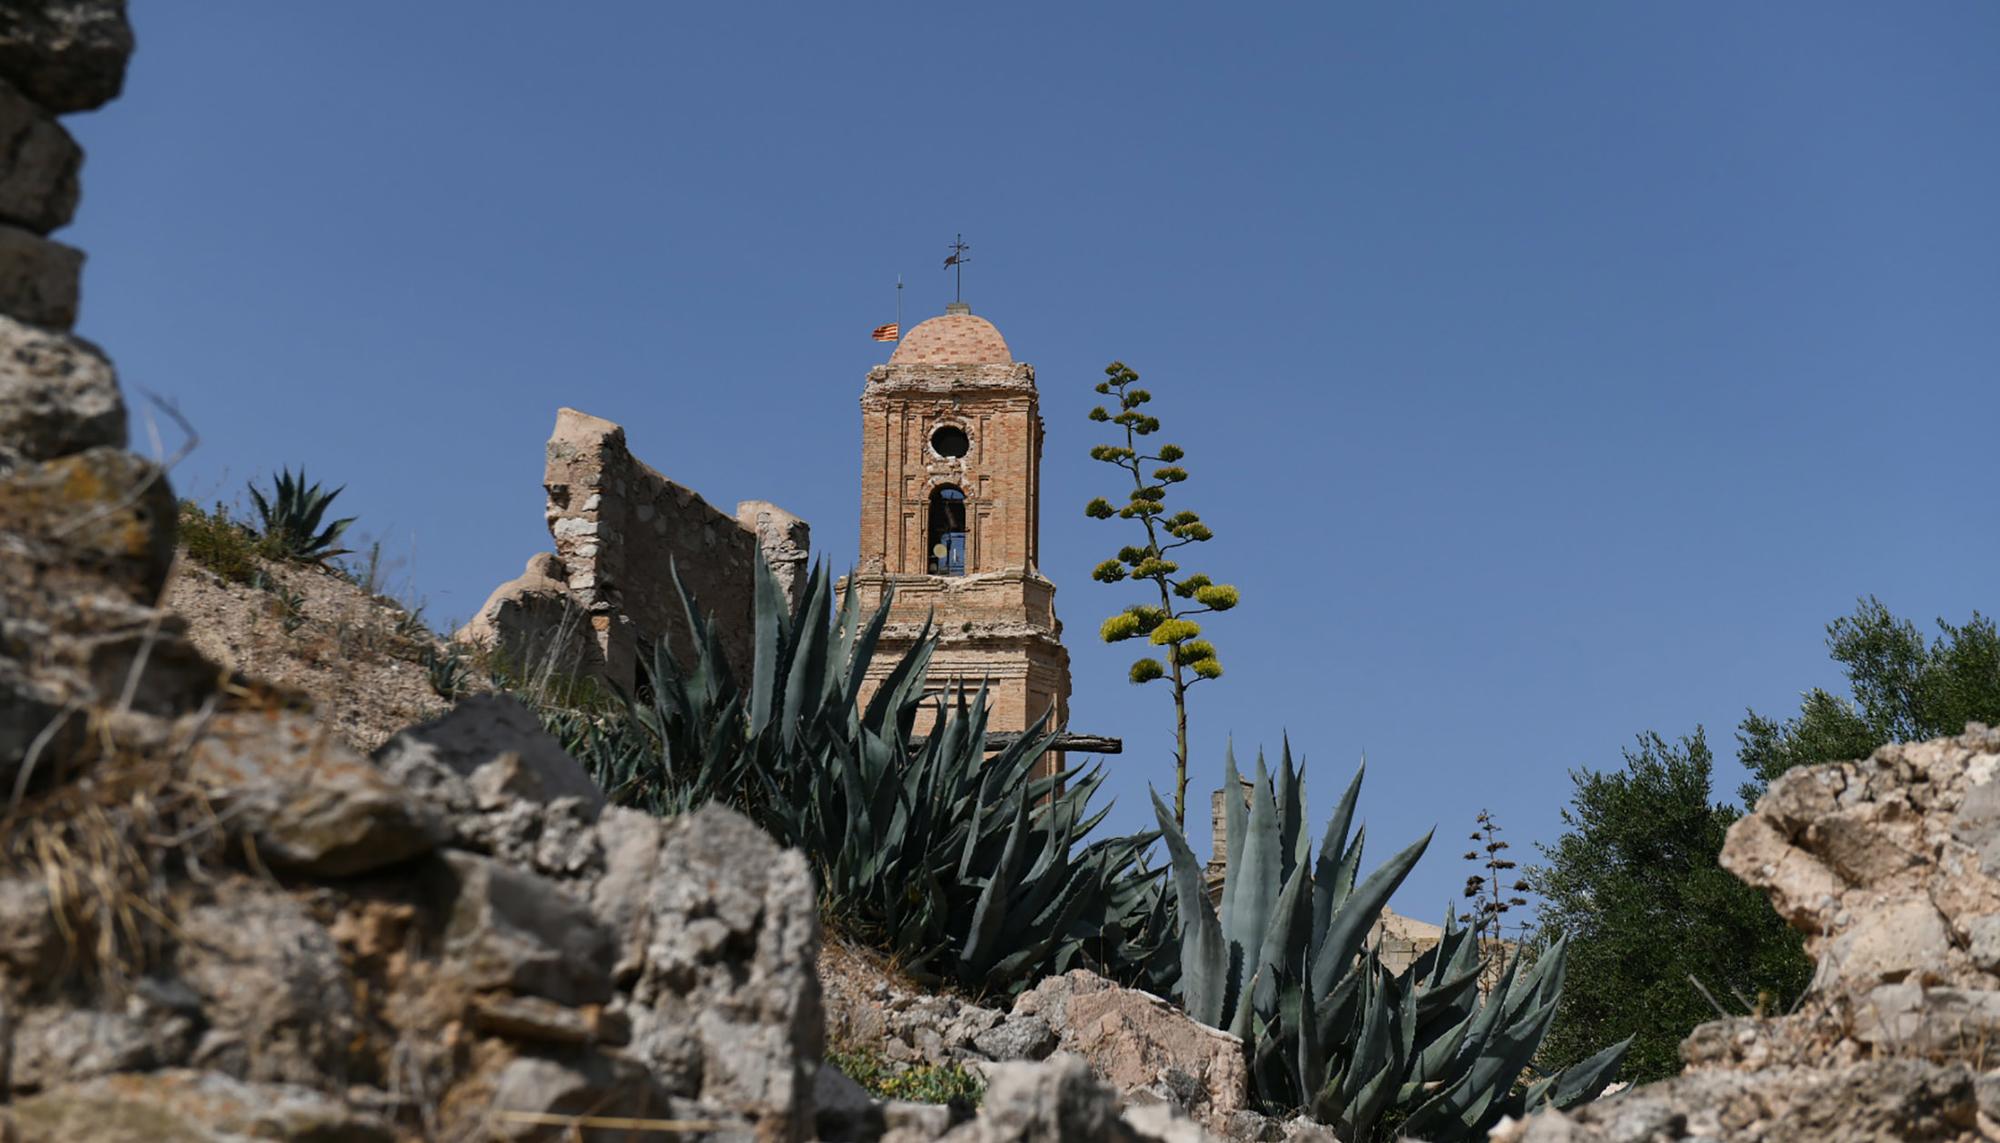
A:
176;500;261;585
424;644;470;702
827;1046;983;1108
272;585;308;634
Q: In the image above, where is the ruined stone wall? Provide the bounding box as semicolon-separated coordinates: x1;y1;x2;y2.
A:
463;408;809;689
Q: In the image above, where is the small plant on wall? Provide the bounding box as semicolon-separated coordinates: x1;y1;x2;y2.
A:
1083;360;1240;828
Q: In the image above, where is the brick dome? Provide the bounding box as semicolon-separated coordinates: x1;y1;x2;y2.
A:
889;311;1012;365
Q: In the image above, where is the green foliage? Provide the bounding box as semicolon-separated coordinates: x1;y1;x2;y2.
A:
1155;747;1627;1139
557;560;1159;996
829;1047;985;1107
272;584;308;634
1525;729;1809;1083
176;500;263;585
1739;596;2000;803
423;643;471;701
248;467;356;566
1083;359;1242;827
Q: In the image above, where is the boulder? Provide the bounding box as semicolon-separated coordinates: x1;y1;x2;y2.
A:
0;223;79;327
0;0;134;113
0;79;79;233
185;708;445;878
374;693;605;875
479;1050;689;1143
1013;970;1249;1126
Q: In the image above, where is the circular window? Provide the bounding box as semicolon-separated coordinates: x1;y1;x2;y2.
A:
930;425;970;458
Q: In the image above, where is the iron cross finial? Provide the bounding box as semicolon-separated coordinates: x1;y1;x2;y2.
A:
942;233;971;303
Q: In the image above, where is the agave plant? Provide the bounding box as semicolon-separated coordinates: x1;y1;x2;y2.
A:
247;467;355;565
1154;746;1628;1141
552;556;1159;995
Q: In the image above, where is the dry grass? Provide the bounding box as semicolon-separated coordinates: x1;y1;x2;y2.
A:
0;706;231;991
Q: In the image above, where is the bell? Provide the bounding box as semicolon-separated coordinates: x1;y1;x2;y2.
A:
932;543;947;558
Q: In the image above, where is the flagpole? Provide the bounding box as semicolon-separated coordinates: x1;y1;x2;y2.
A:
896;274;903;338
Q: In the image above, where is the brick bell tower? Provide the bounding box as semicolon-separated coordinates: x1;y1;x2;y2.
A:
844;302;1071;771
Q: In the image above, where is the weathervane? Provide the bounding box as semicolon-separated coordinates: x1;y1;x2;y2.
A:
942;233;971;303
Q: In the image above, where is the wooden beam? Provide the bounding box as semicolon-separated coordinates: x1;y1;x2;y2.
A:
911;731;1123;755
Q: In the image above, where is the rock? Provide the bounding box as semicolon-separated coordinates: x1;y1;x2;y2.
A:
437;850;615;1007
375;692;604;813
1493;1059;1981;1143
882;1098;958;1143
172;878;362;1086
481;1051;693;1143
453;551;601;681
0;445;173;601
3;1069;395;1143
0;0;134;113
625;803;821;1143
186;708;444;878
1013;970;1248;1124
0;79;79;234
972;1014;1057;1062
941;1056;1130;1143
814;1062;887;1143
374;693;605;874
1124;1102;1228;1143
0;223;79;328
590;805;664;983
469;993;631;1048
6;984;201;1093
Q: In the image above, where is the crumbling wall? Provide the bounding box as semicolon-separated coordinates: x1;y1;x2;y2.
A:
462;408;809;689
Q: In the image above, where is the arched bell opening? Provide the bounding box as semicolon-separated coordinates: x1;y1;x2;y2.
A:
928;485;967;576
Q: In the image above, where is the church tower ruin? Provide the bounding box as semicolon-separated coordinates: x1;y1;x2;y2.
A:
843;302;1072;769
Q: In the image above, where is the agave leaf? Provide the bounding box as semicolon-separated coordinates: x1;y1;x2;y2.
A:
1308;829;1432;1005
1223;752;1283;1037
1153;788;1229;1029
1310;760;1366;956
1544;1036;1633;1111
1216;742;1247;929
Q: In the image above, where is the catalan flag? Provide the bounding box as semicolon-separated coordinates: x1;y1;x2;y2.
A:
871;322;900;342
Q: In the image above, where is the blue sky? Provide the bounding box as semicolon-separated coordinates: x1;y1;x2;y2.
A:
65;3;2000;918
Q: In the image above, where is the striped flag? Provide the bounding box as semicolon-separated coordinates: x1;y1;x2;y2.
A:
871;322;900;342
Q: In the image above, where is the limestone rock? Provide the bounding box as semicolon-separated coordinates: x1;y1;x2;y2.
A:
0;223;80;328
437;850;615;1007
1720;725;2000;991
6;982;201;1093
625;803;822;1142
0;0;134;113
938;1055;1226;1143
454;551;600;681
185;708;444;878
0;79;78;234
0;310;118;476
373;693;605;874
2;1070;394;1143
171;878;362;1086
1490;1059;1981;1143
1013;970;1248;1126
376;692;604;812
0;445;173;601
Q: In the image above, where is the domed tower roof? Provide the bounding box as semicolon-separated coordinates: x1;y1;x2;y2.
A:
888;309;1012;365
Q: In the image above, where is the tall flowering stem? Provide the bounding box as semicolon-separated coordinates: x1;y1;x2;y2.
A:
1083;361;1240;827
